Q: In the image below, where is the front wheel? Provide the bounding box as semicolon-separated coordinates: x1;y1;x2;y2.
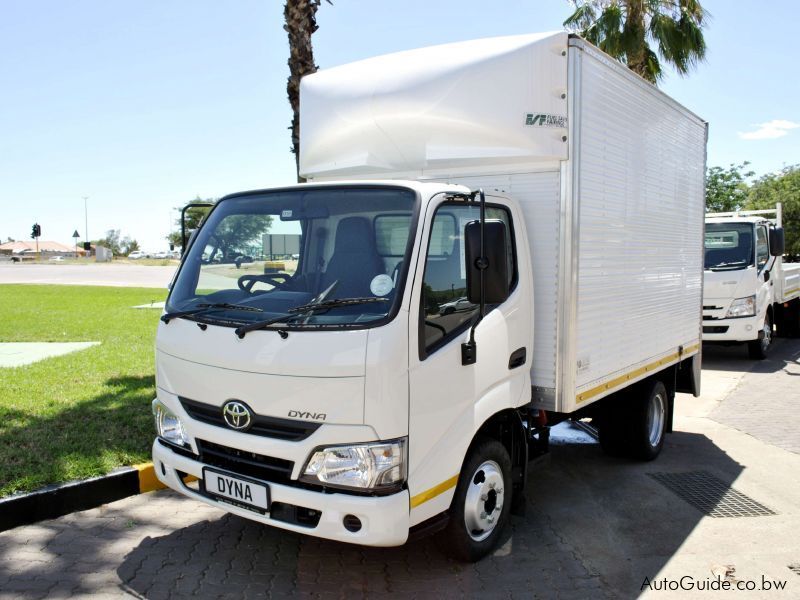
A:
440;438;512;562
747;313;772;360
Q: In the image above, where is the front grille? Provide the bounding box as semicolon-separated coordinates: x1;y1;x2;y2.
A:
703;305;723;311
196;439;294;485
703;326;729;334
180;397;321;441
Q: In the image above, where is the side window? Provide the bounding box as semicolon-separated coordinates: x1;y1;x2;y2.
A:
756;225;769;270
421;203;515;355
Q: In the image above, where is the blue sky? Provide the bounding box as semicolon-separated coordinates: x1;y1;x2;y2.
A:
1;0;797;249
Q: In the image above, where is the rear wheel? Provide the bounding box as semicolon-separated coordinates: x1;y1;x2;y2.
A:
628;380;667;461
440;438;512;562
598;379;668;461
748;313;772;360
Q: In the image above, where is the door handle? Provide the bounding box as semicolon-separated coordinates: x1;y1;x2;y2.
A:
508;347;527;370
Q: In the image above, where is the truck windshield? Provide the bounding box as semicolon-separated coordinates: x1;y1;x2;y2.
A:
704;222;754;271
167;186;418;330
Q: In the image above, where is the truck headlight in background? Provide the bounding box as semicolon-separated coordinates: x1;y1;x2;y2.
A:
300;438;407;493
725;295;756;318
152;399;189;447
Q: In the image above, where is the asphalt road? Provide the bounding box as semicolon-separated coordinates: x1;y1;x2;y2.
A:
1;341;799;598
0;263;177;288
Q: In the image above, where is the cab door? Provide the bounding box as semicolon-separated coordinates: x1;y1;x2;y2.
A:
406;195;532;525
756;224;773;315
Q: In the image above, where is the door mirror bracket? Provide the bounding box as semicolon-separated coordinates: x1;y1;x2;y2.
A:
461;189;510;365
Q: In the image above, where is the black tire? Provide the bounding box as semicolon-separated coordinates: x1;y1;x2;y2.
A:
747;313;772;360
440;438;512;562
627;380;668;461
597;380;668;461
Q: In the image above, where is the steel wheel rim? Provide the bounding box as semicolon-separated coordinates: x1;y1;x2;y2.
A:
647;392;665;448
463;460;505;542
762;318;772;351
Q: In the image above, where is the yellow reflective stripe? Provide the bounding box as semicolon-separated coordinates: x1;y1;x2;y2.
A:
575;343;700;405
784;287;800;297
410;474;459;508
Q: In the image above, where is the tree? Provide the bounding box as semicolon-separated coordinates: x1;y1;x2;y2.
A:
563;0;707;84
284;0;330;182
705;162;754;213
746;165;800;260
92;229;140;256
124;238;141;255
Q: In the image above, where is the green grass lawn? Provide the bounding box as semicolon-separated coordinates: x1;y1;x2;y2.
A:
0;285;166;497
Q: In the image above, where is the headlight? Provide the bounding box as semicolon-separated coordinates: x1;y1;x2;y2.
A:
300;438;407;492
152;399;189;447
726;295;756;318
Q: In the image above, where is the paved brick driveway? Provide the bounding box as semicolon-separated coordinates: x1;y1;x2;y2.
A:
0;489;605;599
710;340;800;454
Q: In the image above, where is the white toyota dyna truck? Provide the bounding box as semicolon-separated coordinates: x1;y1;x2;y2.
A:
152;32;705;561
703;204;800;358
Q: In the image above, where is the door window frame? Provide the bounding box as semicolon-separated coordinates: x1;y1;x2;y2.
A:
417;200;518;360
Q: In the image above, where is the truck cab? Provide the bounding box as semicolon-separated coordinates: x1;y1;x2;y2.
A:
153;181;532;556
703;206;799;358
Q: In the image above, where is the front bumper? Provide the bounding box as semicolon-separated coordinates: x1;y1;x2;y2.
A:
152;439;410;547
702;315;761;342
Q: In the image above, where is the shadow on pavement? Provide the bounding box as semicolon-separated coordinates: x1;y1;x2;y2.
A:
702;338;799;374
114;431;749;598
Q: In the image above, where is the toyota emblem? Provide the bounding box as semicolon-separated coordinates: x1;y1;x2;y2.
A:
221;400;253;431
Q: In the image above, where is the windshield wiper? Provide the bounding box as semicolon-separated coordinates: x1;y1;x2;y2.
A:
234;297;390;339
288;297;389;313
161;302;263;324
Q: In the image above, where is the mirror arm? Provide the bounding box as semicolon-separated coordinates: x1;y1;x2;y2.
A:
462;189;486;366
181;202;214;252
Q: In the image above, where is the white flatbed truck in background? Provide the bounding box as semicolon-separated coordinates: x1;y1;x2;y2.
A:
151;32;706;561
703;204;800;358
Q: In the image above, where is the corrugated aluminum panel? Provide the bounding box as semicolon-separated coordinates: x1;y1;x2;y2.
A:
444;172;561;396
571;44;705;403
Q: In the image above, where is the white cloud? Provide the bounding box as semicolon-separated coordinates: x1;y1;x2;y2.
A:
738;119;799;140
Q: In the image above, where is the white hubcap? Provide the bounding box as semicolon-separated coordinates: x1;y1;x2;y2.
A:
463;460;505;542
647;392;665;448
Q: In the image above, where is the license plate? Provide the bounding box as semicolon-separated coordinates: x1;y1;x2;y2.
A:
202;468;270;513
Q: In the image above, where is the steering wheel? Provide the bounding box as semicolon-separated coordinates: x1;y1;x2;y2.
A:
237;272;291;293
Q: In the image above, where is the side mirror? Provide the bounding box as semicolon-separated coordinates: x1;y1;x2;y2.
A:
769;227;785;257
464;219;510;305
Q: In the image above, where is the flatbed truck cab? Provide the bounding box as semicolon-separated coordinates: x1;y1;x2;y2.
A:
703;205;800;358
152;32;706;561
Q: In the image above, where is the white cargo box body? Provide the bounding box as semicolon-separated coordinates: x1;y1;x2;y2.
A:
300;32;706;413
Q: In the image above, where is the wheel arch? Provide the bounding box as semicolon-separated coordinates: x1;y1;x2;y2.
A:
467;409;528;510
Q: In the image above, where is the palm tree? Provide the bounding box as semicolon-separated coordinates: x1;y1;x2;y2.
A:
563;0;707;84
284;0;330;182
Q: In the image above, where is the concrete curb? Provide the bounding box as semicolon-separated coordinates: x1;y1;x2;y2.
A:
0;462;167;532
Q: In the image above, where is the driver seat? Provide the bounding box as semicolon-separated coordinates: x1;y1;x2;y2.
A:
321;217;384;297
